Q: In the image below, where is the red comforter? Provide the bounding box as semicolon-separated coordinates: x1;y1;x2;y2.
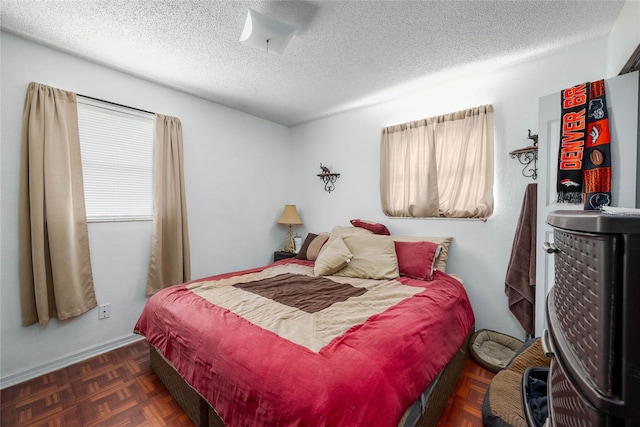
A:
134;259;474;426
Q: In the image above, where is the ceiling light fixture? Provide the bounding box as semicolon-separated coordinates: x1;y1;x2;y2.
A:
239;9;295;55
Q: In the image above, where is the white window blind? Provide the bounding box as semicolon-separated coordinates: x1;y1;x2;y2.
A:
77;97;154;221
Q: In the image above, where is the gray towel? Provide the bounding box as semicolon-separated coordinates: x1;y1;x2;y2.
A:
505;183;537;335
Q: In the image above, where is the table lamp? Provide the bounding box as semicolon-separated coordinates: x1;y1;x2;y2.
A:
277;204;303;253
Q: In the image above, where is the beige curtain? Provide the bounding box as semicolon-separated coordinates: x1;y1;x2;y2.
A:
18;82;97;326
380;105;494;219
146;114;190;295
380;119;440;217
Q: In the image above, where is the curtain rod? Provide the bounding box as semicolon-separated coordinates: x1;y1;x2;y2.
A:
78;94;155;115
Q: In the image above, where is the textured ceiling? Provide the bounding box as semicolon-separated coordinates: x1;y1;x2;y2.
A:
0;1;626;127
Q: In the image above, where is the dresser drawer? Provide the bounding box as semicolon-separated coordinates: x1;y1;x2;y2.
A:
550;229;619;396
548;358;612;427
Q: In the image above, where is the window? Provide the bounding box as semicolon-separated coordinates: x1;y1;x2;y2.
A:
77;97;154;221
380;105;494;219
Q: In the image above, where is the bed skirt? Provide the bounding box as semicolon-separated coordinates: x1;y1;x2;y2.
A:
149;326;474;427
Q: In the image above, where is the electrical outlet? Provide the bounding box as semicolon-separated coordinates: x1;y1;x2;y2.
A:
98;303;110;320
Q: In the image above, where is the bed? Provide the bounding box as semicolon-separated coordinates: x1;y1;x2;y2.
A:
134;227;475;427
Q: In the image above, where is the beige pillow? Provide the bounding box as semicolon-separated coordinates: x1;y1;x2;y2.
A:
313;238;353;276
391;236;452;272
320;226;373;256
335;235;399;280
305;233;330;261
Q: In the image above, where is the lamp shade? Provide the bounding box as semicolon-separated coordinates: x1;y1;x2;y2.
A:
239;9;295;55
277;204;303;225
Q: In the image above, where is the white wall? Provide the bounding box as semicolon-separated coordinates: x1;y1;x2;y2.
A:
0;32;291;386
289;37;611;340
607;0;640;77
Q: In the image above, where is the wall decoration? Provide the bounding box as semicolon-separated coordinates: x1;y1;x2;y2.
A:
317;163;340;193
509;129;538;180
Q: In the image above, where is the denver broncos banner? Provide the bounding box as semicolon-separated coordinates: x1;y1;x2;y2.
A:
557;80;611;210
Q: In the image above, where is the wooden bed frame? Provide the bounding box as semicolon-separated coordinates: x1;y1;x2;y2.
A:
149;326;474;427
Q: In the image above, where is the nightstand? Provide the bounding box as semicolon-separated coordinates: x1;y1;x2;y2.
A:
274;251;296;262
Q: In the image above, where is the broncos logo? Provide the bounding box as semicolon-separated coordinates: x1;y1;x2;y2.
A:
589;124;601;144
560;179;579;187
588;99;605;119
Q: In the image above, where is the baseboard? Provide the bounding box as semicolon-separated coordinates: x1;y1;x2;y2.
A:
0;333;144;389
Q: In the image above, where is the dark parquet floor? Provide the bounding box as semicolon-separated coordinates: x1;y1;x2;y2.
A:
437;358;495;427
1;340;494;426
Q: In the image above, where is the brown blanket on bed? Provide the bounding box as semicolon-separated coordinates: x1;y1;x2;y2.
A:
234;273;366;313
